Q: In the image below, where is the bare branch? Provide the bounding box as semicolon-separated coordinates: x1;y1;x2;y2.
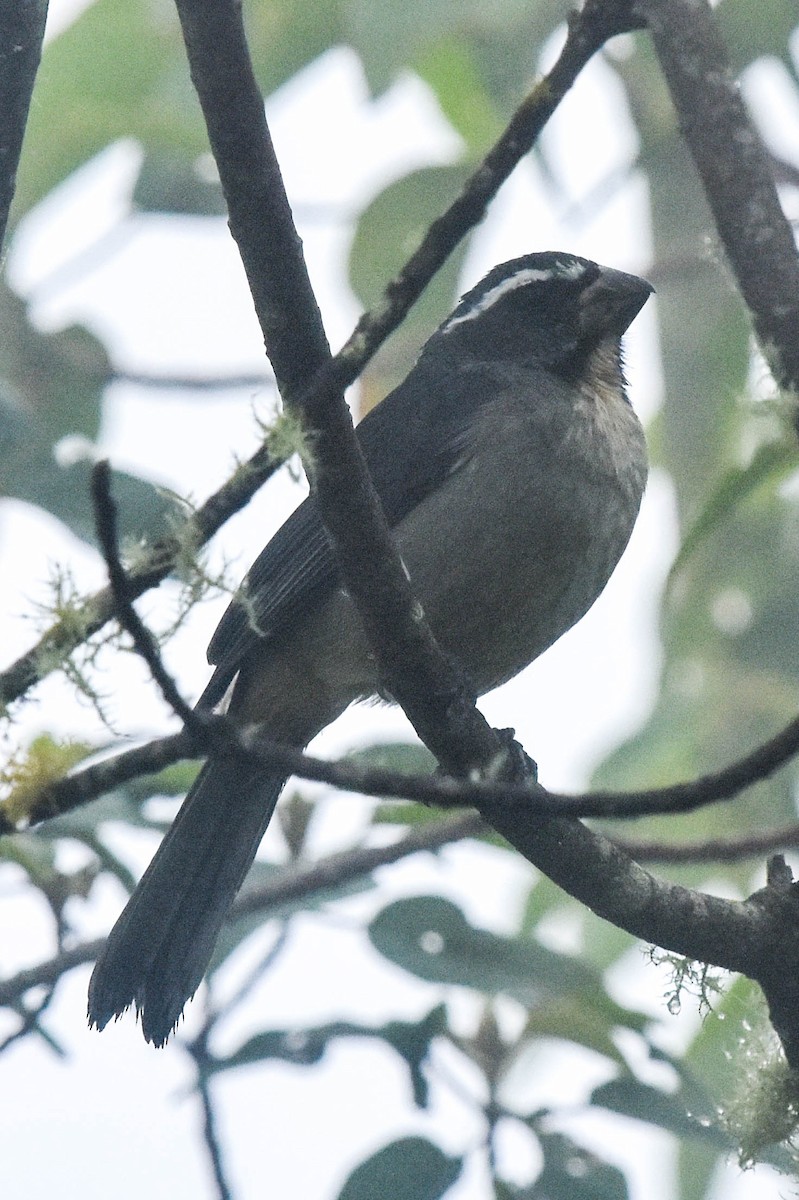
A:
0;0;48;251
9;697;799;833
111;369;272;393
0;940;105;1008
90;460;199;732
188;1026;234;1200
637;0;799;397
616;822;799;863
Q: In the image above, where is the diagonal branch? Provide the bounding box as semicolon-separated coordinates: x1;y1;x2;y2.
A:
0;431;288;708
636;0;799;398
0;0;48;252
90;460;199;733
616;821;799;864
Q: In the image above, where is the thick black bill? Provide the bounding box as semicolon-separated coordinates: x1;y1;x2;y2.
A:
579;266;654;341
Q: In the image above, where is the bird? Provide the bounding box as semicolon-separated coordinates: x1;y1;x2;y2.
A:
88;250;652;1045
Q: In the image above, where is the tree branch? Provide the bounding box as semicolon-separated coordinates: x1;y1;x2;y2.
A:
0;0;48;252
636;0;799;397
616;821;799;864
9;697;799;834
0;434;288;709
90;460;200;733
0;813;482;1009
111;368;272;393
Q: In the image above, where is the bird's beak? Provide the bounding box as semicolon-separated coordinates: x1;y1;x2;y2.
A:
579;267;654;341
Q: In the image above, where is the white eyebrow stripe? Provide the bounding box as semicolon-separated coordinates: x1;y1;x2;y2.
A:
442;260;589;333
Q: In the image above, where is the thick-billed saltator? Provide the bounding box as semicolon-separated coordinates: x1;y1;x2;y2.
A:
88;251;652;1045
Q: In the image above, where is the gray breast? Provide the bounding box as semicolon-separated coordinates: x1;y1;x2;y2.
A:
392;366;647;695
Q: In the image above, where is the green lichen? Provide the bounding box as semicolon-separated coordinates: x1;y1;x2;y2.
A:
719;1022;799;1167
1;733;93;825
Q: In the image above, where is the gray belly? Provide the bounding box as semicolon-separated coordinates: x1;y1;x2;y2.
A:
393;398;647;694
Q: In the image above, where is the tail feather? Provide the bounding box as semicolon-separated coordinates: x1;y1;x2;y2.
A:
88;759;285;1046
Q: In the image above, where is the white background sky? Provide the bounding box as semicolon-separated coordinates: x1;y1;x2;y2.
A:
1;4;796;1198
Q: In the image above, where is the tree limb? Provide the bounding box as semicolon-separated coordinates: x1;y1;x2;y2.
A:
0;0;48;252
636;0;799;398
8;699;799;833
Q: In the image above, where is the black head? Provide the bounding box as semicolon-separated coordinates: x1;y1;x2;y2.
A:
435;251;653;374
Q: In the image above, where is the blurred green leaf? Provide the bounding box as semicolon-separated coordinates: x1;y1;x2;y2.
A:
0;829;59;885
676;977;799;1190
516;875;639;976
9;451;182;548
350;165;468;309
13;0;345;225
132;149;225;215
114;759;201;806
383;1003;449;1107
521;995;630;1068
344;0;564;114
0;283;109;442
369;896;648;1033
348;740;437;777
349;164;471;396
0;284;181;545
206;1005;447;1107
344;0;463;94
246;0;346;99
592;1077;728;1146
718;0;799;69
415;37;503;153
336;1136;462;1200
0;353;183;546
535;1130;629;1200
14;0;203;222
667;439;799;590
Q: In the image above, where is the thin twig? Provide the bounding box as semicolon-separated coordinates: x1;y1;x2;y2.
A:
90;460;200;732
197;1076;232;1200
0;940;106;1006
111;369;272;393
0;987;60;1055
188;1029;234;1200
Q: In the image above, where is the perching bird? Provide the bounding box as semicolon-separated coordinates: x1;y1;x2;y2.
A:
88;251;651;1045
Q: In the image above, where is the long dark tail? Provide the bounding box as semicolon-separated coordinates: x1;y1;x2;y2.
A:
88;759;285;1046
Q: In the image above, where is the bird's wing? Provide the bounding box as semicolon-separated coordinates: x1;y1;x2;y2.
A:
204;350;491;688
